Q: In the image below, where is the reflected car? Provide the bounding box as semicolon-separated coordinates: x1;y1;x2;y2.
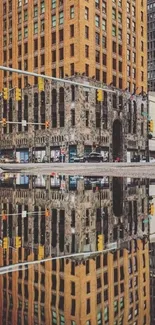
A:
73;155;84;163
83;152;103;162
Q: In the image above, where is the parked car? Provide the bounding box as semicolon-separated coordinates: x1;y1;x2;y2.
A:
73;155;84;163
150;157;155;162
83;152;103;163
42;155;48;163
2;157;19;163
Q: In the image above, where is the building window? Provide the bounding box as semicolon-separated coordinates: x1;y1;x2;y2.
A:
34;56;38;68
18;29;22;41
59;67;64;78
23;44;27;56
96;50;100;63
34;22;38;34
85;45;89;58
70;6;74;19
52;32;56;44
96;69;100;81
85;26;89;39
41;19;45;32
71;282;75;295
95;32;100;45
59;87;65;127
52;89;57;128
52;0;56;9
59;48;64;60
70;24;74;37
59;11;64;24
70;44;74;57
41;54;45;66
52;15;56;27
59;29;64;42
85;7;89;20
24;9;28;21
41;1;45;14
41;36;45;48
34;38;38;51
86;299;90;314
18;12;22;24
34;5;38;17
70;63;74;75
71;110;75;126
112;25;116;36
86;282;90;293
24;26;28;38
71;299;76;316
85;64;89;76
52;50;56;62
95;15;100;27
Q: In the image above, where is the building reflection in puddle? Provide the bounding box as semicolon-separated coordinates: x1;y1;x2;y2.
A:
0;173;150;325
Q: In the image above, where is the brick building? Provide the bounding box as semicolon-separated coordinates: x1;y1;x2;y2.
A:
0;0;147;92
0;175;150;325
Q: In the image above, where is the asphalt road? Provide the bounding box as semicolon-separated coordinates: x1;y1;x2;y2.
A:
0;162;155;178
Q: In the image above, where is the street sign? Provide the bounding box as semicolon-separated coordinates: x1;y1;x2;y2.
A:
22;210;27;218
22;120;27;127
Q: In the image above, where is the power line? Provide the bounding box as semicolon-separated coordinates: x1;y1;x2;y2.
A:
0;65;115;93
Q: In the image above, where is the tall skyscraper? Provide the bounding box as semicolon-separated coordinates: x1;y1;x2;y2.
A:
0;0;147;93
148;0;155;91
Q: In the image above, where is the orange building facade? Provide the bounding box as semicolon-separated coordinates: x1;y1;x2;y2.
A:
0;0;147;92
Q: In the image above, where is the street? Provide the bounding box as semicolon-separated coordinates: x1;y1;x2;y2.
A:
0;162;155;178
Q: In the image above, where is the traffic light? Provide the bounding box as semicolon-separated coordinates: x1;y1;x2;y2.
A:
149;203;154;216
45;208;50;217
38;77;44;91
15;236;22;248
97;89;103;102
3;237;8;249
38;246;44;260
15;88;22;101
45;121;49;129
148;120;154;133
3;88;8;100
2;118;7;127
97;234;104;251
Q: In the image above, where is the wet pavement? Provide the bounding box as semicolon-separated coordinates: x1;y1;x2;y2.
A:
0;171;154;324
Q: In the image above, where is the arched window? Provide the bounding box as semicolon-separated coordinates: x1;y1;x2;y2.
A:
133;101;137;134
24;95;28;131
9;98;13;133
52;89;57;128
59;87;64;103
34;93;38;130
40;91;45;129
59;87;65;127
71;85;75;102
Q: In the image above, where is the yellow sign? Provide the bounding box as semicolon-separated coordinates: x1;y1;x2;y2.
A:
15;236;22;248
3;237;9;249
97;234;104;251
38;77;44;92
38;246;44;260
97;89;103;102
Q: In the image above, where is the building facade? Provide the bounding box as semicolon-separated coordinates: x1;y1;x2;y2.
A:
0;0;147;92
148;1;155;91
0;77;148;162
0;174;150;325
